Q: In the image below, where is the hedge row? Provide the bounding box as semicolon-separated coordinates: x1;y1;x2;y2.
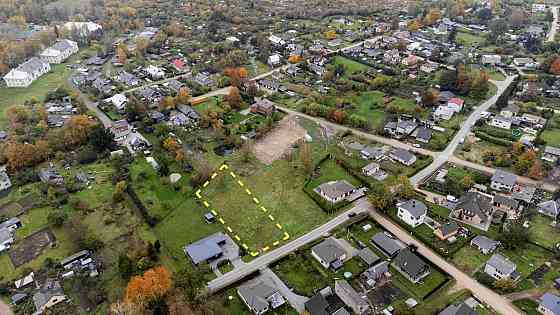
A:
126;185;160;227
475;131;514;147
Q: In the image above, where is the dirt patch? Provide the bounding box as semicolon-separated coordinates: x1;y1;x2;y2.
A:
9;228;56;268
0;202;23;217
253;115;307;165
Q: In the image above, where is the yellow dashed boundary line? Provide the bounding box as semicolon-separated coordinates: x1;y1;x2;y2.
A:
197;164;289;255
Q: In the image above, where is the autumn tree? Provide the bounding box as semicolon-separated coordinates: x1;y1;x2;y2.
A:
394;175;416;200
407;19;422;32
116;43;128;64
325;30;337;39
61;115;97;147
528;160;545;180
424;8;441;26
299;142;313;175
238;67;248;79
4;140;49;170
6;105;31;128
176;87;191;105
510;9;527;28
135;38;149;56
330;109;346;124
125;266;172;310
549;56;560;75
159;96;176;111
288;55;302;64
225;87;243;110
421;88;439;107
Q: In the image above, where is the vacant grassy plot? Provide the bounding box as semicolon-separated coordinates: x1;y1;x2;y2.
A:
272;251;332;296
541;128;560;147
513;299;539;315
456;31;486;47
528;214;560;249
502;244;552;278
333;56;371;76
193;96;224;114
130;159;192;219
451;245;489;275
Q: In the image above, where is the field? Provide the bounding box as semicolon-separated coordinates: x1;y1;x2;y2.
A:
513;299;539;315
307;158;362;190
333;56;371;77
451;245;490;275
541;128;560;147
528;214;560;249
456;31;486;47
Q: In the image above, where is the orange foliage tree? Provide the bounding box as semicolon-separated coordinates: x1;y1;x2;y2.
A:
549;57;560;75
288;55;303;64
125;266;172;310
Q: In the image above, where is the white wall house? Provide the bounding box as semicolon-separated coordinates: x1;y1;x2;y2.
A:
40;40;79;64
397;200;427;228
3;57;51;88
489;116;512;130
532;3;547;13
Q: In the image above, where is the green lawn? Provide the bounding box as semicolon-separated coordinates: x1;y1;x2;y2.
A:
456;31;486;47
513;299;539;315
272;251;332;296
333;56;371;76
528;214;560;249
541;128;560;147
308;158;362;190
193;96;224;114
451;245;489;275
502;244;552;279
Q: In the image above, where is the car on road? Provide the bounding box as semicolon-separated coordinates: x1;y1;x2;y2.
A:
348;212;357;218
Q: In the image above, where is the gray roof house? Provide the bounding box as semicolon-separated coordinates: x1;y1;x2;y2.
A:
184;232;227;265
543;146;560;163
390;148;417;166
538;293;560;315
537;199;560;219
392;248;430;283
438;302;479;315
484;254;520;280
38;167;64;186
361;261;390;288
311;238;347;270
357;248;379;266
315;180;356;204
470;235;500;254
415;127;432;143
491;170;517;192
304;286;347;315
334;280;370;315
33;279;67;314
371;232;405;257
237;278;286;315
452;192;493;226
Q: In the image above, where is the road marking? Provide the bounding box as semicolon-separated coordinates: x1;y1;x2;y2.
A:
261;206;267;212
219;218;225;224
283;232;290;240
203;201;209;208
195;190;202;198
276;223;282;229
226;226;233;233
203;181;210;187
250;251;259;257
268;215;275;221
211;173;218;179
234;235;241;241
230;172;236;178
262;246;270;252
253;197;259;204
245;189;252;195
272;241;279;246
237;180;244;187
220;164;228;170
211;210;218;216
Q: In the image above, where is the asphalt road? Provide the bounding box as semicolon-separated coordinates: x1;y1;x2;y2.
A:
409;75;517;186
367;204;523;315
0;301;13;315
206;199;370;293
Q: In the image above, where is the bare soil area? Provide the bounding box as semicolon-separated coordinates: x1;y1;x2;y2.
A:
254;115;307;165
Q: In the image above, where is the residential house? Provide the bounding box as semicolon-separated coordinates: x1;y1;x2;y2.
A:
116;71;140;87
532;3;547;13
38;167;64;186
39;40;78;64
268;35;286;46
110;119;131;143
543;146;560;163
484;254;520;280
311;237;347;270
145;65;165;79
390;148;417;166
527;25;545;37
434;222;459;241
0;166;12;191
193;72;214;87
327;39;343;48
371;232;405;257
402;55;419;67
32;280;67;314
521;113;547;129
500;103;520;118
357;248;379;267
360;146;385;161
384;119;417;139
92;77;112;96
3;57;51;88
392;248;430;283
184;232;227;265
0;217;21;253
538;293;560;315
334;280;370;315
493;194;521;219
167;79;184;94
537;199;560;219
491;170;517;192
452;192;493;225
251;99;275;116
177;104;200;122
434;105;455;121
513;57;535;67
438;303;480;315
447;98;464;113
361;261;390;288
14;272;34;289
415;127;432;143
237;278;286;315
315;180;356;203
362;162;380;177
489;116;512;130
471;235;500;254
420;61;439;73
305;286;347;315
62;21;102;36
308;63;326;77
481;54;501;65
384;49;400;65
438;91;456;104
397;199;427;228
257;79;280;91
171;58;188;72
105;94;128;113
268;54;281;66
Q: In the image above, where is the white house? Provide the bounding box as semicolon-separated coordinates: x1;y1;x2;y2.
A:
3;57;51;88
434;105;454;121
145;65;165;79
268;35;285;46
40;40;79;64
481;54;501;65
362;162;380;177
62;21;102;36
0;166;12;192
484;254;520;280
397;200;427;228
315;180;356;203
105;94;128;112
532;3;547;13
489;116;512;130
268;54;281;66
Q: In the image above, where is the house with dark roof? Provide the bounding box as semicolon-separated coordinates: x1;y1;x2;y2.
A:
390;148;417;166
237;278;286;315
361;261;390;288
305;286;348;315
32;279;67;314
415;127;432;143
537;199;560;219
538;292;560;315
484;254;520;281
392;248;430;283
184;232;227;265
434;222;459;241
452;192;493;226
38;167;64;186
397;199;427;228
543;146;560;163
357;248;379;267
251;98;276;117
334;280;370;315
493;194;521;219
116;71;140;87
491;170;517;192
438;302;479;315
470;235;500;254
315;180;356;204
371;232;405;257
311;238;347;270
